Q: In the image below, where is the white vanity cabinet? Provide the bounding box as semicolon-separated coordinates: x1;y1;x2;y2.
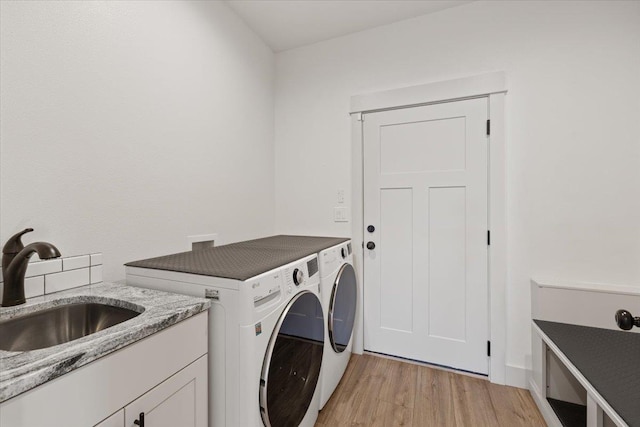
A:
94;355;207;427
95;410;124;427
1;311;208;427
122;355;207;427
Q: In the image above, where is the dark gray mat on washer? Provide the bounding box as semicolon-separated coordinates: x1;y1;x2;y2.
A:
534;320;640;426
126;235;349;281
228;235;349;253
126;245;315;281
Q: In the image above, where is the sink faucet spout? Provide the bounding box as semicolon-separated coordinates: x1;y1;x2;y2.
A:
2;229;61;307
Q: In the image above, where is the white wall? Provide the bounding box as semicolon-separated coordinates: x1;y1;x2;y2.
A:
1;1;275;282
274;0;640;382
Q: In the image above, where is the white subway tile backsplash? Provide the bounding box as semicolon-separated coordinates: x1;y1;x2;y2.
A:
90;265;103;284
90;253;102;266
25;259;62;278
63;255;90;271
1;252;103;299
25;276;45;298
45;268;90;294
0;276;45;301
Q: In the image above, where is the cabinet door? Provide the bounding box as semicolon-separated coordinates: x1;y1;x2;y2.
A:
125;355;207;427
95;409;124;427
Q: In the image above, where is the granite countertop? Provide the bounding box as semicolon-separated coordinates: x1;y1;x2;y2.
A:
0;282;211;403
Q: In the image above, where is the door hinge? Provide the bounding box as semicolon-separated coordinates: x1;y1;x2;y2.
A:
356;112;364;122
487;341;491;357
487;230;491;246
486;119;491;136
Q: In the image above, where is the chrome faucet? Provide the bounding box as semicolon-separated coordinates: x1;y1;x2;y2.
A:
2;228;61;307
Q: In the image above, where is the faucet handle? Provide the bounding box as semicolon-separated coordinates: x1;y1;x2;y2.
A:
2;228;34;254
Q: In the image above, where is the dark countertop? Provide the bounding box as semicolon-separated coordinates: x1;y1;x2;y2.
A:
534;320;640;426
126;235;349;281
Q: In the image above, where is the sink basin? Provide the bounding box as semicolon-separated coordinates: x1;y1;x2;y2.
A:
0;302;141;351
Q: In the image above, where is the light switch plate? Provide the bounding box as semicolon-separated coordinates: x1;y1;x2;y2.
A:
337;189;345;204
334;207;349;222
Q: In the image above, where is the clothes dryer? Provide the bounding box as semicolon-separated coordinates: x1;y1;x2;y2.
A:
126;247;324;427
316;240;357;408
229;236;357;409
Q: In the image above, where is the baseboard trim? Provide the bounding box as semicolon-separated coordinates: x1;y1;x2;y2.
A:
505;364;529;389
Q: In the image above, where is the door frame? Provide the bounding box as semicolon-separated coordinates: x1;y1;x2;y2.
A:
349;72;508;384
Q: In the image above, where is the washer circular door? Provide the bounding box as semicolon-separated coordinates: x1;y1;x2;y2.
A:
329;263;357;353
259;291;324;427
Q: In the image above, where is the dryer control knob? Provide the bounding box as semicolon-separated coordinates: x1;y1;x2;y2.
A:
341;247;347;259
293;269;304;286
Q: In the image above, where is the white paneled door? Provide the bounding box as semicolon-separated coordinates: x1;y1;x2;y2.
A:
363;97;489;374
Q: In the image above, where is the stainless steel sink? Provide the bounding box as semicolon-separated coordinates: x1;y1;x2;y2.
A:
0;302;141;351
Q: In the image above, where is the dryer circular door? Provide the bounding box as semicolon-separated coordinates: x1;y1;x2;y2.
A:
259;291;324;427
328;263;357;353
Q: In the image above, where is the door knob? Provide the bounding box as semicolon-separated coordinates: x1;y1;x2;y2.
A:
615;309;640;330
367;225;375;233
366;241;376;250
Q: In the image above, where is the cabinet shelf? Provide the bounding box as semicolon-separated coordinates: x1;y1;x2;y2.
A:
547;398;587;427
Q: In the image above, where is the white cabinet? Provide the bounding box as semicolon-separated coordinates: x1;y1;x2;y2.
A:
124;355;207;427
1;312;208;427
530;280;639;427
94;356;207;427
95;410;124;427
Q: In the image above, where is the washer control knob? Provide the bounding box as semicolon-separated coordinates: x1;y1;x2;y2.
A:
293;269;304;286
341;247;347;259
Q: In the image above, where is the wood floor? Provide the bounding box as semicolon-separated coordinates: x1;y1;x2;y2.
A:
316;354;546;427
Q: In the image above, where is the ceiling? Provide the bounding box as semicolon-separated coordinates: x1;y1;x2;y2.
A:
225;0;474;52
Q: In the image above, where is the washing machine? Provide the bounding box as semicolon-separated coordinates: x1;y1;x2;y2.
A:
125;246;324;427
228;235;358;409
